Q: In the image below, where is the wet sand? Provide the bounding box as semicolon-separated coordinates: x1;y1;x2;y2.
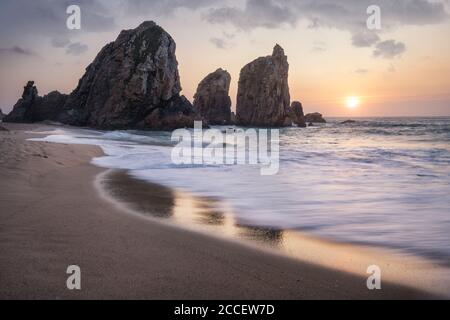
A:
0;123;442;299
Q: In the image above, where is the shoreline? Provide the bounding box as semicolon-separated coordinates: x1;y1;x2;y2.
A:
0;123;445;299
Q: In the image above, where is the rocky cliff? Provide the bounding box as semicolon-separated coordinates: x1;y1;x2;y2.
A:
193;68;232;125
236;44;290;127
5;21;196;131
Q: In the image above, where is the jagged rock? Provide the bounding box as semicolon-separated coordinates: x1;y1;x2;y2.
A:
193;68;232;125
34;91;68;122
0;108;5;120
305;112;326;123
289;101;306;127
236;44;290;127
58;21;195;130
4;81;68;123
3;81;38;123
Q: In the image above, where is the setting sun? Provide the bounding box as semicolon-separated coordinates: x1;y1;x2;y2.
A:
346;96;360;109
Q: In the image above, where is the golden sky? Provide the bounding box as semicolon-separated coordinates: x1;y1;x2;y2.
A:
1;0;449;116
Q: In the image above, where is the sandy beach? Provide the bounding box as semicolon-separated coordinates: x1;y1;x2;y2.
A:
0;123;441;299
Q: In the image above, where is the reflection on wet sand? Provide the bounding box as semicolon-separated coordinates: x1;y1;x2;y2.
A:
103;170;286;247
101;169;450;297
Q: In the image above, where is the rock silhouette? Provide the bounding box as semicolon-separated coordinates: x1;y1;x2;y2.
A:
193;68;232;125
288;101;307;128
305;112;327;123
5;21;196;130
236;44;290;127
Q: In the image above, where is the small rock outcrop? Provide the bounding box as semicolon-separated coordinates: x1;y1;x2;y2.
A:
236;44;290;127
3;81;38;123
305;112;326;123
4;81;68;123
341;120;356;125
193;68;232;125
288;101;306;127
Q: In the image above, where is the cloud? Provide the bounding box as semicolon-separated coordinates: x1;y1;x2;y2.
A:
210;38;229;49
66;42;89;55
123;0;219;16
373;40;406;59
204;0;297;30
51;37;71;48
351;32;380;47
0;0;116;45
204;0;448;50
0;46;35;56
355;68;369;74
311;41;327;53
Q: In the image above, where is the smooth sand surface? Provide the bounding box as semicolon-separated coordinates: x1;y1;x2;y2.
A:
0;123;438;299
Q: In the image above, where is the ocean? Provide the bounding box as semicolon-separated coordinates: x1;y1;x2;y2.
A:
31;117;450;265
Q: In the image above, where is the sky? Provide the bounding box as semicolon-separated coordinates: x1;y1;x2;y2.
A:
0;0;449;117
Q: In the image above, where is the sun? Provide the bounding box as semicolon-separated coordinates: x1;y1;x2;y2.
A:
346;96;360;109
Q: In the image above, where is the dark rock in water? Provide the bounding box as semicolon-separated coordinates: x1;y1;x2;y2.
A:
237;44;290;127
308;122;314;127
4;81;68;123
59;21;196;130
341;120;357;124
193;68;232;125
0;108;5;120
305;112;326;123
289;101;306;127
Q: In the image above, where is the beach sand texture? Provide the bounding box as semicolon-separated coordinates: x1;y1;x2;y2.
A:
0;123;439;299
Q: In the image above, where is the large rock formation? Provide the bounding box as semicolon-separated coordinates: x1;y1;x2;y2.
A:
305;112;327;123
0;108;5;121
236;44;290;127
193;68;232;125
288;101;306;127
5;21;196;131
3;81;68;123
59;21;195;130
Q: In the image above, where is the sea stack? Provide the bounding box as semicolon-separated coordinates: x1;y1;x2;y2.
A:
59;21;195;130
305;112;327;123
288;101;307;127
5;21;196;131
193;68;232;125
236;44;290;127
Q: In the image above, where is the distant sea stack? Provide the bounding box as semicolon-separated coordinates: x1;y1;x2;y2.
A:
193;68;232;125
5;21;196;131
288;101;307;128
236;44;290;127
305;112;327;123
0;108;5;121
